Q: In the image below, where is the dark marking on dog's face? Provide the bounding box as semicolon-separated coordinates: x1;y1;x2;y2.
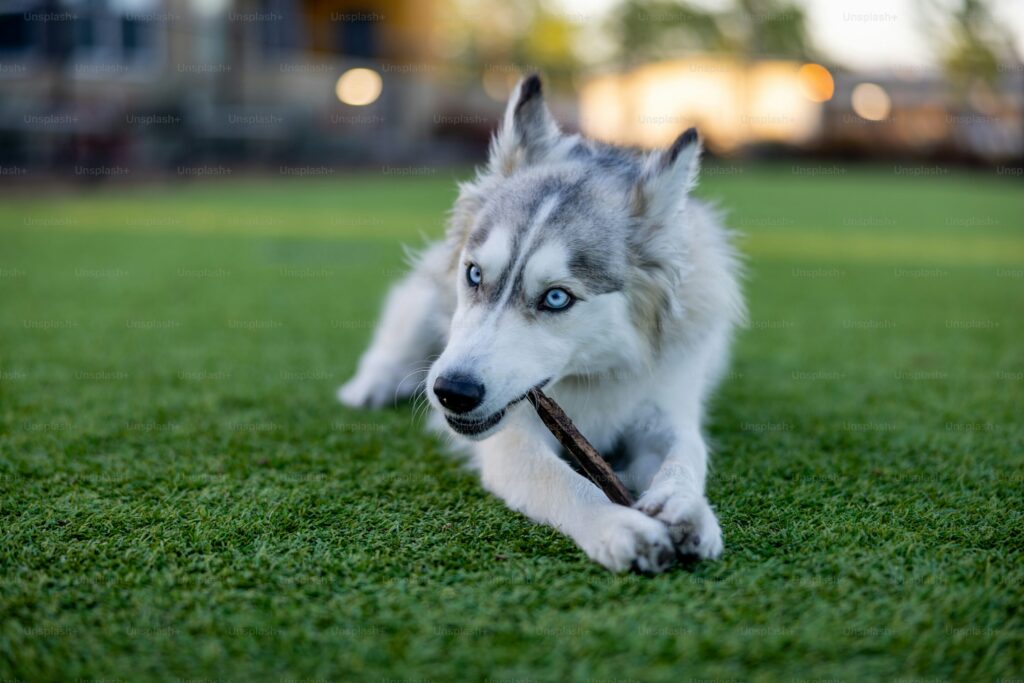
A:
426;163;646;437
463;168;632;313
427;75;709;441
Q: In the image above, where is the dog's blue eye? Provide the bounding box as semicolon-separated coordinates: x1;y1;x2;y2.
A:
541;288;572;311
466;263;482;287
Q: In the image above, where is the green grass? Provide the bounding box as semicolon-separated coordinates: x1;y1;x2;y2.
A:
1;164;1022;682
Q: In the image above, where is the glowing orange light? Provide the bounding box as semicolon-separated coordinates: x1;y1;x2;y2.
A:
851;82;891;121
798;63;834;102
336;68;382;106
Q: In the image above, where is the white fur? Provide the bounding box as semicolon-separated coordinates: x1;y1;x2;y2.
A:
339;77;744;573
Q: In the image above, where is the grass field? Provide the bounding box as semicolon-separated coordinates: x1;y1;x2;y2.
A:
1;164;1022;682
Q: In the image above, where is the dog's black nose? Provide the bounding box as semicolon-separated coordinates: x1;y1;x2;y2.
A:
433;375;485;414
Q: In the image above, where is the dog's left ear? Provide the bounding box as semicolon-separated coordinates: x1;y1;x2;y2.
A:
488;74;562;176
631;127;702;223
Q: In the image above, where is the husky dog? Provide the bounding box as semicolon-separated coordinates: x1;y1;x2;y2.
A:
339;75;744;573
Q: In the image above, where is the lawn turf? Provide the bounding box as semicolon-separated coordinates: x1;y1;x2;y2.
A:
1;164;1022;682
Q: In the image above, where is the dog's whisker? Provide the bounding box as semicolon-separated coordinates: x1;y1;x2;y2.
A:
391;366;434;407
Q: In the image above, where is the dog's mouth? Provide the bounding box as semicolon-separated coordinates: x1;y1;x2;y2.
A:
445;408;507;436
444;379;550;437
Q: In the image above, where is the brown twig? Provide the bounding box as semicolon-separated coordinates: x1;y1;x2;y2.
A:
527;389;635;507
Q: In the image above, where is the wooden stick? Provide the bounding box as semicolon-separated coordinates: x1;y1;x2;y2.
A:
527;388;635;507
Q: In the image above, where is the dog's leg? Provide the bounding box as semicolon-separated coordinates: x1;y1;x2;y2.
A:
618;448;664;495
338;254;446;409
634;426;723;560
633;333;729;560
477;419;676;573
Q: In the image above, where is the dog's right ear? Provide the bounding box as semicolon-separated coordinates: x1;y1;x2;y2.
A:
488;74;562;176
630;127;702;223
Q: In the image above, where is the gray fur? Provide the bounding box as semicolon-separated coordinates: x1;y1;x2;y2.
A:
455;137;678;337
441;74;741;354
463;168;631;311
339;75;745;572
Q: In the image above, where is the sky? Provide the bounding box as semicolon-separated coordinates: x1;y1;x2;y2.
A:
554;0;1024;72
804;0;1023;71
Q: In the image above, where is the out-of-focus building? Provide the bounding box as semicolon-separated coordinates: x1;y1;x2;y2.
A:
580;56;1024;163
0;0;448;172
579;57;829;153
1;1;1021;174
822;70;1024;163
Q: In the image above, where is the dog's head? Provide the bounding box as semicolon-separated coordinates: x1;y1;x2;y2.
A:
427;75;702;439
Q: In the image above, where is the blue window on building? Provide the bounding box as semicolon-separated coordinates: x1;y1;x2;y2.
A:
337;10;377;58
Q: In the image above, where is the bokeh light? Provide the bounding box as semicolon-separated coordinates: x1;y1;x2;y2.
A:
482;69;518;101
851;82;891;121
797;63;834;102
335;68;383;106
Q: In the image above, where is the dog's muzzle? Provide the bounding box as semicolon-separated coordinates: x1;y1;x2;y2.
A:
440;379;551;437
432;374;485;414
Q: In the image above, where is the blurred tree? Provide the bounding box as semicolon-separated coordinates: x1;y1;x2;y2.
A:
446;0;580;91
522;8;578;69
730;0;816;60
608;0;817;65
917;0;1020;89
612;0;731;65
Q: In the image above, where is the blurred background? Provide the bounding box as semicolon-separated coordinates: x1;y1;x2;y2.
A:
1;0;1023;177
2;4;1023;680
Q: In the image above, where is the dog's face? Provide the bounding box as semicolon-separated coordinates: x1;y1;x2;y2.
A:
429;171;640;438
427;76;701;439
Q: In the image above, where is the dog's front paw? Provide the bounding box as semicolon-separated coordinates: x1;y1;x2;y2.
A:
635;487;723;561
579;506;676;574
337;363;416;409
